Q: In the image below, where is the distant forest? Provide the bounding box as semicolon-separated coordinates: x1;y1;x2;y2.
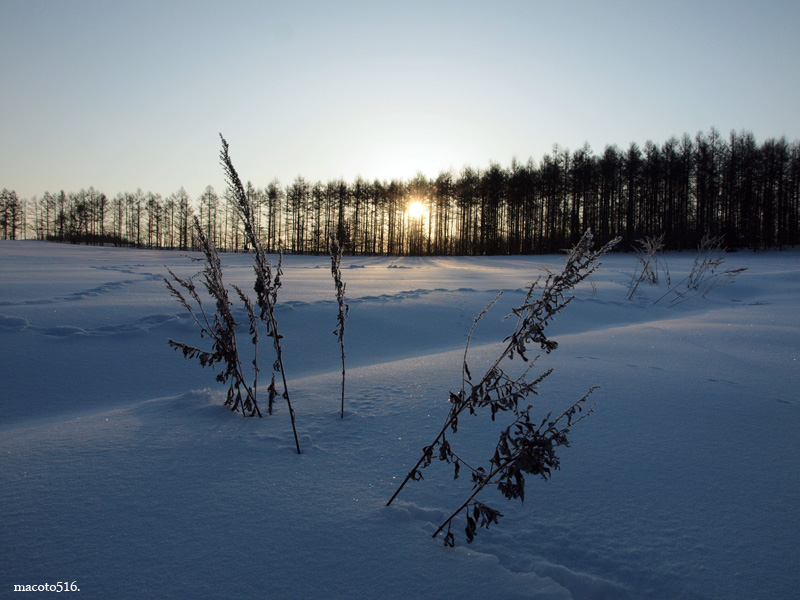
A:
3;129;799;254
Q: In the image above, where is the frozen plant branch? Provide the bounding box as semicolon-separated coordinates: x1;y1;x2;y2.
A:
386;230;620;545
165;217;261;417
628;233;669;299
435;387;598;546
220;134;301;454
655;233;746;307
328;231;349;418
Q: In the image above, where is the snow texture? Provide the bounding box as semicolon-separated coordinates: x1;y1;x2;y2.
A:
1;240;798;599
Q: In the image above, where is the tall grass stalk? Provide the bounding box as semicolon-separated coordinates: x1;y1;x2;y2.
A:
628;233;669;299
165;217;261;417
655;233;746;307
328;231;349;418
386;230;620;545
434;386;598;546
219;134;301;454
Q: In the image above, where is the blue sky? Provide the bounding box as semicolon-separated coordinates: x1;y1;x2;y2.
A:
2;0;799;200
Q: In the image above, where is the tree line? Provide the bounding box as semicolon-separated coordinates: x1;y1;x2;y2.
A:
5;129;800;253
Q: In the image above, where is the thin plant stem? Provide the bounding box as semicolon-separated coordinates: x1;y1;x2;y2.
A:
328;231;348;418
387;230;619;510
220;134;301;453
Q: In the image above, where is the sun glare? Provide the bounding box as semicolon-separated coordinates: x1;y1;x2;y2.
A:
407;201;427;219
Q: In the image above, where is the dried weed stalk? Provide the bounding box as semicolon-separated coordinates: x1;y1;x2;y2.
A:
165;217;261;416
628;233;669;299
435;386;599;546
657;233;746;307
328;231;349;418
386;230;620;546
219;134;301;453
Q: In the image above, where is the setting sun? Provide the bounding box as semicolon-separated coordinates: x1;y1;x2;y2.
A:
407;201;427;219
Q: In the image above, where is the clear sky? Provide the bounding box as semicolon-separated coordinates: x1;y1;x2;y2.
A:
2;0;799;200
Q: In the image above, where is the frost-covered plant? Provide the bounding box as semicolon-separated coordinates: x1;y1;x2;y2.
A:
165;217;261;417
386;229;620;546
657;233;746;307
434;387;598;546
328;231;349;419
219;134;301;453
627;233;669;299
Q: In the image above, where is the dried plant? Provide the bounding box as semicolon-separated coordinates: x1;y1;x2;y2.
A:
386;230;620;546
165;217;261;417
627;233;669;299
219;134;301;453
435;387;598;546
328;231;349;418
656;233;746;307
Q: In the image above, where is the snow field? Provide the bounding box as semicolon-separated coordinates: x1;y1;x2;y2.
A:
1;241;798;599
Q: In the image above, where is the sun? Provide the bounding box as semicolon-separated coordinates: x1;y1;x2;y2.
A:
407;201;427;219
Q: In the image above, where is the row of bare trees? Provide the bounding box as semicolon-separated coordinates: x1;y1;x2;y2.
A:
1;188;25;240
7;129;800;253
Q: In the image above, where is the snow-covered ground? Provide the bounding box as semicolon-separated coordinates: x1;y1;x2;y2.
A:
1;240;798;600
